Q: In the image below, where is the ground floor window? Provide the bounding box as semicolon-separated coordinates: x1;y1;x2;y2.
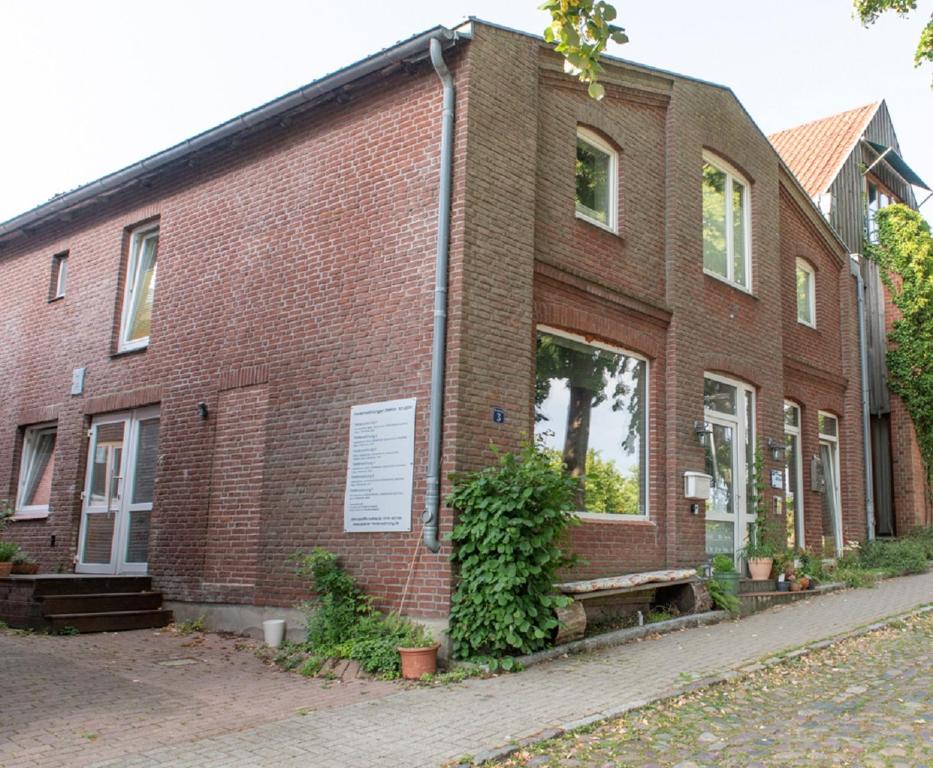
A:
15;424;57;518
534;328;648;518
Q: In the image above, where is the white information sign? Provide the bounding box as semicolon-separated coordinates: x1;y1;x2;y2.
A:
344;398;416;532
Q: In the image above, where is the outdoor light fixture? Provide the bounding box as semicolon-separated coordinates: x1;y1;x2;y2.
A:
694;420;711;447
197;402;209;419
767;437;784;461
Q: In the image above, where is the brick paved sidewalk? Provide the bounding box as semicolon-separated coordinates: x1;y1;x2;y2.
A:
3;572;932;768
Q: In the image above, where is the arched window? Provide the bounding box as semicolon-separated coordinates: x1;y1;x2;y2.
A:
702;151;751;289
575;127;618;232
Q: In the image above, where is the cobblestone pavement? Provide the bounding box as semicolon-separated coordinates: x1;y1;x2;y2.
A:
1;571;931;768
495;612;933;768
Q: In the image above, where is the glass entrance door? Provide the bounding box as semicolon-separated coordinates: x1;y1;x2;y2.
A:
704;375;755;560
77;407;159;574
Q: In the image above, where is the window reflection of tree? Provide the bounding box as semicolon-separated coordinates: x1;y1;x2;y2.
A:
535;333;645;512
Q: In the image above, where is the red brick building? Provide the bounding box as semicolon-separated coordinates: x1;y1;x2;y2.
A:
0;21;868;634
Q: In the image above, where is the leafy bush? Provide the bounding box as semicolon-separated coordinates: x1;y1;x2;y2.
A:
288;548;433;679
0;541;20;563
706;578;739;614
858;538;928;576
712;554;736;575
905;526;933;560
447;442;578;659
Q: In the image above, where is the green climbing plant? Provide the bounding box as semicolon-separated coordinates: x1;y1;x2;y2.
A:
867;204;933;512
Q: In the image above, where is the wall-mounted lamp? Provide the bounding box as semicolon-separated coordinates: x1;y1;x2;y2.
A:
694;420;712;447
197;402;209;420
767;437;784;461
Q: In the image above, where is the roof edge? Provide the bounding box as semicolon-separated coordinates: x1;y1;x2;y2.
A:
778;163;850;262
0;25;458;246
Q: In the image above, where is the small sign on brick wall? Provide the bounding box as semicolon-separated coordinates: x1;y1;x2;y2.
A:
344;398;416;533
71;367;86;396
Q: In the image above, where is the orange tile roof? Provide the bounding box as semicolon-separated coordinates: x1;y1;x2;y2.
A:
769;103;880;196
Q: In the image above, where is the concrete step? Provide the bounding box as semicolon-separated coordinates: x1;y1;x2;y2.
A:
29;576;152;597
40;591;164;616
46;608;173;633
739;578;779;594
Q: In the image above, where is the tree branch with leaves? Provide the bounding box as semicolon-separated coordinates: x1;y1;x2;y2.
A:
541;1;628;100
854;1;933;84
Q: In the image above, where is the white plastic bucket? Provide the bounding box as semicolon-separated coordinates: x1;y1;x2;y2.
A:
262;619;286;648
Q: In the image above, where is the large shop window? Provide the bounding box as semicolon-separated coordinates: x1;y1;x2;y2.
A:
535;329;648;518
119;223;159;352
702;153;751;290
15;424;57;519
575;128;618;232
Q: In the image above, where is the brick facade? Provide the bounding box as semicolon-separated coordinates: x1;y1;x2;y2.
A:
0;22;869;625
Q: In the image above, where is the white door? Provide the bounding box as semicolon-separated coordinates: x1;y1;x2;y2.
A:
819;412;843;556
77;407;160;574
703;375;755;561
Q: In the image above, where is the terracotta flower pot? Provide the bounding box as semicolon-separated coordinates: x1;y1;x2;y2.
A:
398;644;440;680
747;557;773;581
0;562;12;577
790;580;803;592
11;563;39;575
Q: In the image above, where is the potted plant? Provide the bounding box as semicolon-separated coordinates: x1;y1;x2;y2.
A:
0;541;20;577
743;535;776;580
397;622;440;680
11;552;39;575
711;554;740;596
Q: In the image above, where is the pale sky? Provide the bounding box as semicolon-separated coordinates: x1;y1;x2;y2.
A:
1;1;931;224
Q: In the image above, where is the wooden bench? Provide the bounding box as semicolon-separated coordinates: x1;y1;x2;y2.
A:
554;568;702;643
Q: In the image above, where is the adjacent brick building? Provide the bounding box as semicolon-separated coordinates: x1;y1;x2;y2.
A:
0;20;869;632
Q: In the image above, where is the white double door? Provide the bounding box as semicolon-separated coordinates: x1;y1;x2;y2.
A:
76;407;160;575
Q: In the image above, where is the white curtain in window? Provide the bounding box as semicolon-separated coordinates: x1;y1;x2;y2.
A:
21;430;56;507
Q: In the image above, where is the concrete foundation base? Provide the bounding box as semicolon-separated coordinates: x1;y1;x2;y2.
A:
164;600;452;661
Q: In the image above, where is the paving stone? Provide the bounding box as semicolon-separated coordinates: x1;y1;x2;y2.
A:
1;571;931;768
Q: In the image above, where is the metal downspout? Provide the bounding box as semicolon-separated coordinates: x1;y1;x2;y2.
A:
422;36;455;553
851;254;876;541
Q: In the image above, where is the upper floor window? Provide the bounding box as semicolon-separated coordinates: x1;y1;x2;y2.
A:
702;152;750;290
119;223;159;352
796;258;816;327
50;252;68;300
535;328;648;518
15;424;57;519
575;128;617;232
866;178;897;242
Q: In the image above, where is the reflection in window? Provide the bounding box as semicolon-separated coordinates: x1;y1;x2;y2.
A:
16;425;57;515
575;129;616;230
796;259;815;326
703;156;749;288
535;330;647;515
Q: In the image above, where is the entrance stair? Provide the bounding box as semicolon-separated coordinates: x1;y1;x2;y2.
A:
738;578;843;616
0;575;172;633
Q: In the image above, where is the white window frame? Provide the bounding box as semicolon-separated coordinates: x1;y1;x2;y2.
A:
52;252;68;300
795;258;816;328
119;223;159;352
784;401;805;549
14;423;57;520
536;325;649;522
575;127;618;234
702;151;752;292
703;372;756;559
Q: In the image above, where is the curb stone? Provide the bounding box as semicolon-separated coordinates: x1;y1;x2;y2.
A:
460;603;932;766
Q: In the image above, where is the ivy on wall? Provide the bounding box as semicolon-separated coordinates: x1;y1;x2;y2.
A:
868;204;933;511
